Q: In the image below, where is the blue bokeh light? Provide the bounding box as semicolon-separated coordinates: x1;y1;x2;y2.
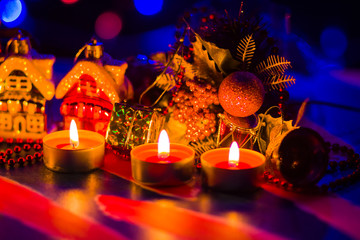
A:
0;0;26;27
320;27;347;59
134;0;163;16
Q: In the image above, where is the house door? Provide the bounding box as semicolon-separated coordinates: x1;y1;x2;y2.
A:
14;116;26;133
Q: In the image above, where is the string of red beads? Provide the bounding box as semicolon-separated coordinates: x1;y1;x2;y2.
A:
264;142;360;193
0;138;43;168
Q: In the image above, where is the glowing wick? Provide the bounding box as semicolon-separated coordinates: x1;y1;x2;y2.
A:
70;119;79;148
228;141;239;167
158;129;170;159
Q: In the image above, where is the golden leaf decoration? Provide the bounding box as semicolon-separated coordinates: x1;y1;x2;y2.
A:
256;55;292;77
295;98;309;127
264;74;296;90
236;34;256;69
192;35;223;84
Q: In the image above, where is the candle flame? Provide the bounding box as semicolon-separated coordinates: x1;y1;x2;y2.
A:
228;141;239;167
158;130;170;159
70;119;79;148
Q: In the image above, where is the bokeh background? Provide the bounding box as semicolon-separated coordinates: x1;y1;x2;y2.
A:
1;0;360;151
1;0;358;66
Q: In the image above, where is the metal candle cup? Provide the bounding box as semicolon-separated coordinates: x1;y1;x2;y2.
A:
201;148;265;192
131;143;195;186
43;130;105;173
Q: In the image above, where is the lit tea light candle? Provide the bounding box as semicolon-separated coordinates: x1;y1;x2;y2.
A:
43;120;105;173
201;141;265;192
131;130;195;186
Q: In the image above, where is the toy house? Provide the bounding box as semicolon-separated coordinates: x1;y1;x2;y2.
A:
55;39;133;136
0;34;55;139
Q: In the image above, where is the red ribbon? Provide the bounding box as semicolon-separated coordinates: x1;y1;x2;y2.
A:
0;176;126;240
96;194;284;240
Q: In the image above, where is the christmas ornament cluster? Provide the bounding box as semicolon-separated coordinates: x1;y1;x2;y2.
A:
0;6;344;190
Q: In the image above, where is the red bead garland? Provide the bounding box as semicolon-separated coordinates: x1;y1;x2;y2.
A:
0;138;43;169
264;142;360;193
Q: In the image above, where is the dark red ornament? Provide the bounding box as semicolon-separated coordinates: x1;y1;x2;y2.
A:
278;128;329;187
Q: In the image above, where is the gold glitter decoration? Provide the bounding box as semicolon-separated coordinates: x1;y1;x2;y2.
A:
218;71;265;117
55;60;132;104
0;33;55;139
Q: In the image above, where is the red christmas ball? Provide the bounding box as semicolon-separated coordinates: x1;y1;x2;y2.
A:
218;71;265;117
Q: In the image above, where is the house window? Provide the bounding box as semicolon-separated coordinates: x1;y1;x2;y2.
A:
79;74;97;97
26;115;44;133
5;70;32;92
0;113;12;130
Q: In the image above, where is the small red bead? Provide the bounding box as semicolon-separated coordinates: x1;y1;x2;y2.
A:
27;138;34;144
16;138;23;144
339;160;347;170
34;152;42;160
280;181;288;188
17;157;26;165
6;138;14;144
5;149;13;156
25;155;33;162
13;146;21;153
33;144;42;151
0;137;4;143
24;144;31;151
36;139;43;144
0;152;5;158
7;159;15;166
0;157;5;165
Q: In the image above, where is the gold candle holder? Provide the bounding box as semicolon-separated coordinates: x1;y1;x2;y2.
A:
43;130;105;173
131;143;195;186
201;148;265;192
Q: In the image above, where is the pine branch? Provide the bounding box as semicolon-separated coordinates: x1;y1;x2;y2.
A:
256;55;291;77
236;34;256;70
264;74;296;90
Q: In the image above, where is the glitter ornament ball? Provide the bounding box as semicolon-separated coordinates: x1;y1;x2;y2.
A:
218;71;265;117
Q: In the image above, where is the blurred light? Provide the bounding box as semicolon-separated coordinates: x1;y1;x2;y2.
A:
0;0;26;27
95;12;122;40
61;0;79;4
321;27;347;59
134;0;163;15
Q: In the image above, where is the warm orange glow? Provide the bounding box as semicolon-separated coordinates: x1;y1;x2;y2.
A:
158;130;170;159
228;141;239;167
70;119;79;148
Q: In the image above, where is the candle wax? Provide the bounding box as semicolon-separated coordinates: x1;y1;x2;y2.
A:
215;161;251;169
45;138;102;150
201;148;265;169
145;155;181;163
136;149;188;163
